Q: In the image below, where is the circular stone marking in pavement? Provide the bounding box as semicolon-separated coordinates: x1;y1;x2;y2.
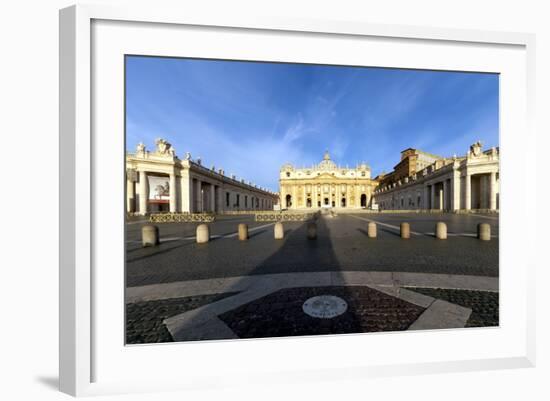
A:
302;295;348;319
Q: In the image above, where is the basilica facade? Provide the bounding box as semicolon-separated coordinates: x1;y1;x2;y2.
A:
126;139;278;215
279;151;377;210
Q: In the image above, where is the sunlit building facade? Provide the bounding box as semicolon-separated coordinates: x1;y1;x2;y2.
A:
126;139;278;215
279;151;378;210
373;142;499;211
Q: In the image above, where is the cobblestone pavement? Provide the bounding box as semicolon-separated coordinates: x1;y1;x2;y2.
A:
410;288;499;327
126;213;499;287
218;286;426;339
126;213;499;342
126;293;236;344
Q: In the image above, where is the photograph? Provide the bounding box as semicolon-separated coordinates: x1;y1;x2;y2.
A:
124;55;499;344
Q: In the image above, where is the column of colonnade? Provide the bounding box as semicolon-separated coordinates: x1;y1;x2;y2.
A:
489;172;497;210
139;170;148;215
180;172;192;213
464;173;472;210
126;175;135;213
169;173;177;213
442;179;449;210
451;172;460;211
210;184;216;212
424;185;429;209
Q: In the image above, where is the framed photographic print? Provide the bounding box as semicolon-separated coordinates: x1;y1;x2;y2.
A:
59;4;536;397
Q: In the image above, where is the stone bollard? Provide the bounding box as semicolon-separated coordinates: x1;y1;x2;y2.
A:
196;224;210;244
274;222;284;240
400;222;410;239
367;222;377;238
142;224;159;247
435;222;447;239
307;222;317;240
238;223;248;241
477;223;491;241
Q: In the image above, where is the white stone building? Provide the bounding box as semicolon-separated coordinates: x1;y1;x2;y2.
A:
126;139;278;215
373;142;499;211
279;151;378;210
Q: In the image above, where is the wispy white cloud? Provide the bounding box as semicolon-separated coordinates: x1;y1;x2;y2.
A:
282;114;305;143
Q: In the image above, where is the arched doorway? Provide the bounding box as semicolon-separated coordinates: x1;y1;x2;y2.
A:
341;198;346;207
324;197;329;206
306;198;312;208
286;194;292;208
360;194;367;208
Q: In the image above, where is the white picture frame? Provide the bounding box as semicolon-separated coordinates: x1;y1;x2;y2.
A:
59;4;536;397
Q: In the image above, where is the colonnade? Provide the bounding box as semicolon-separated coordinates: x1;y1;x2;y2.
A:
127;169;276;215
376;171;498;211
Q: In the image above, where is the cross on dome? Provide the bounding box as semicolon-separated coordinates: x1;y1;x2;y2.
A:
319;150;337;170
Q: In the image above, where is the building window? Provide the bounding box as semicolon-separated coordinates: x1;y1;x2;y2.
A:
236;194;240;207
286;172;290;177
226;192;230;207
245;196;248;208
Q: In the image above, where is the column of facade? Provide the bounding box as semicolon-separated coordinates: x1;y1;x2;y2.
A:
430;184;435;210
464;173;471;210
292;184;297;209
302;185;307;209
138;170;148;215
312;188;317;208
126;175;135;213
489;171;497;210
169;173;177;213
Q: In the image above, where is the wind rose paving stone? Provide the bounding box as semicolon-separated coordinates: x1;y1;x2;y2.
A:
219;286;426;339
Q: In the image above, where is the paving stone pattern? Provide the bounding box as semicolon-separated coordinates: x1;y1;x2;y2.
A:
219;286;426;339
126;293;237;344
410;288;499;327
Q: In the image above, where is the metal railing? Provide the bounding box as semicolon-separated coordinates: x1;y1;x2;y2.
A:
149;212;215;223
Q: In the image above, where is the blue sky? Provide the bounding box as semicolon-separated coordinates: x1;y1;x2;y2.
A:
126;56;499;191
